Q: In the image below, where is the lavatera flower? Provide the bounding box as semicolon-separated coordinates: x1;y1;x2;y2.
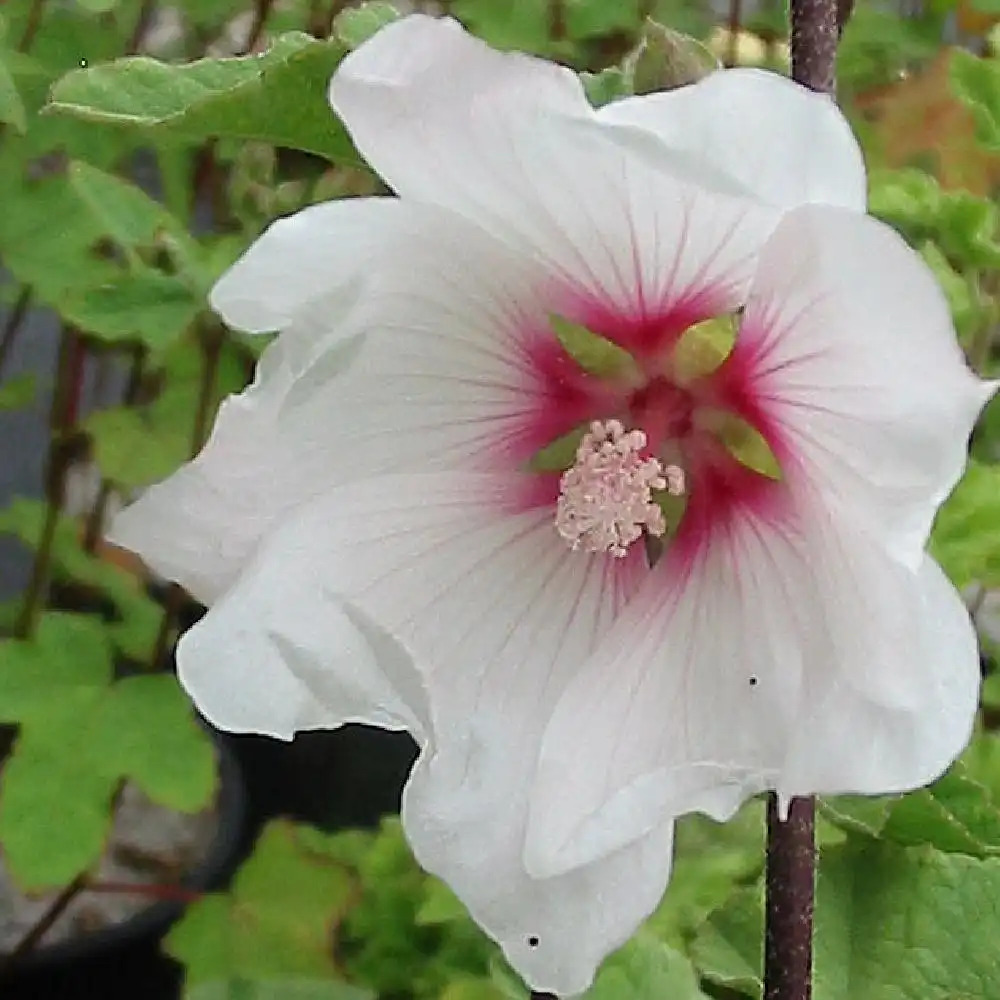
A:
110;14;996;996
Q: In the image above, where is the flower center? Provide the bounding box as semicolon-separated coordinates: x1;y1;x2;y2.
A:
555;419;685;558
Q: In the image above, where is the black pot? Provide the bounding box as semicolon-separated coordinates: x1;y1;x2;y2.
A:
0;734;246;1000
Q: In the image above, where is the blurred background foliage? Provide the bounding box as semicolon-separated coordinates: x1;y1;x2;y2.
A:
0;0;999;998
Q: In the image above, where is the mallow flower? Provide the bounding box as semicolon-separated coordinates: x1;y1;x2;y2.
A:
110;13;996;995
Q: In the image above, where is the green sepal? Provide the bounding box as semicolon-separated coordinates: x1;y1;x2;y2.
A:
550;314;636;379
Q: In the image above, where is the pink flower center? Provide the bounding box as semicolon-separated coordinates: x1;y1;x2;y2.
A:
555;419;685;558
626;376;695;453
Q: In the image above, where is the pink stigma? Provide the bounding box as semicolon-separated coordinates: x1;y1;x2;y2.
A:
555;420;685;558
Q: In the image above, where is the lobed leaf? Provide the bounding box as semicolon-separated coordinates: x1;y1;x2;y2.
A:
695;837;1000;999
820;765;1000;858
950;49;1000;153
332;3;401;49
166;821;358;987
0;613;215;889
0;48;27;133
46;34;360;164
931;461;1000;590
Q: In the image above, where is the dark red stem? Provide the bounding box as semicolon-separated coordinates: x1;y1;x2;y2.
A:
790;0;838;93
0;286;33;379
726;0;743;66
86;880;203;904
764;795;816;1000
0;876;87;974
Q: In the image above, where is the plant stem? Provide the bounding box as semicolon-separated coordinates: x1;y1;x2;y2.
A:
83;347;145;554
126;0;157;55
764;795;816;1000
763;5;836;991
726;0;743;66
85;879;203;904
15;328;81;638
548;0;566;43
0;286;32;380
242;0;276;54
0;876;87;972
836;0;856;34
789;0;838;93
17;0;46;52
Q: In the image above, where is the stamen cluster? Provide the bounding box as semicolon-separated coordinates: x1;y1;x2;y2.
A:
555;420;684;558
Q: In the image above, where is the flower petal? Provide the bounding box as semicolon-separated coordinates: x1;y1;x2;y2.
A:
174;469;661;990
273;159;777;487
329;14;778;307
329;13;589;204
404;755;674;996
597;68;867;211
176;567;431;740
779;555;979;804
109;206;542;602
210;197;412;335
726;203;996;567
527;489;980;876
107;340;305;604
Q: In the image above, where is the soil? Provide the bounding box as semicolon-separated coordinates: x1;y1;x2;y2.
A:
0;781;219;954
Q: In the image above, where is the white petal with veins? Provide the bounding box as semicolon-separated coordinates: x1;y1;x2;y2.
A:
527;485;981;876
598;67;867;212
175;471;663;994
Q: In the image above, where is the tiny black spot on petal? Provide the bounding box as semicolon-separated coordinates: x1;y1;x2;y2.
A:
528;935;540;948
749;676;758;687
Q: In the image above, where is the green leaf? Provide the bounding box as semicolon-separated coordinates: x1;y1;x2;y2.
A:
0;612;112;723
305;818;493;997
0;49;27;133
868;167;942;230
333;2;400;49
818;795;892;839
961;732;1000;805
0;373;38;411
0;614;215;889
648;804;764;949
869;169;1000;272
166;820;358;986
0;498;161;661
950;50;1000;153
550;314;636;378
585;934;711;1000
930;460;1000;589
46;34;359;164
567;0;643;40
689;883;763;998
880;770;1000;855
449;0;551;54
416;879;468;926
98;675;217;812
821;765;1000;858
63;270;202;352
696;838;1000;999
0;174;120;299
918;242;980;344
68;160;197;262
622;18;719;95
580;67;632;108
439;978;510;1000
187;981;371;1000
86;406;191;488
88;331;250;490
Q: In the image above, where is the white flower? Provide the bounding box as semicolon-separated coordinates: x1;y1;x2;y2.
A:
109;15;994;995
